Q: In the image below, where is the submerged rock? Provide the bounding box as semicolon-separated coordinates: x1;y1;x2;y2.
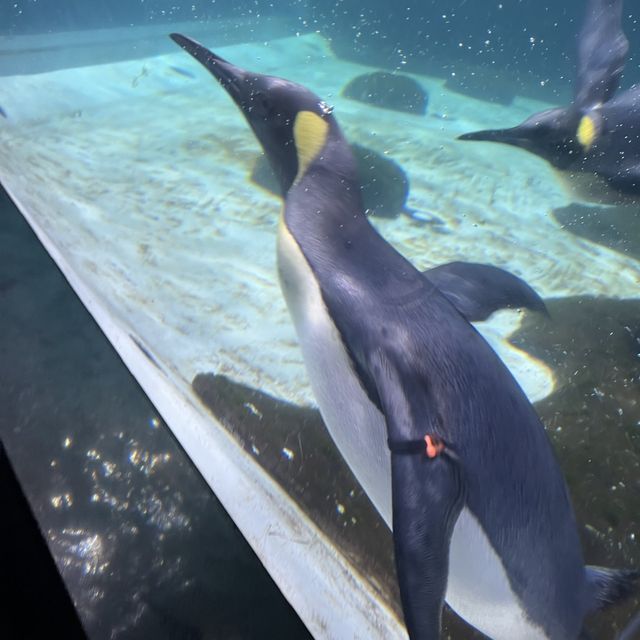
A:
249;155;280;196
250;142;410;218
553;202;640;260
341;71;428;115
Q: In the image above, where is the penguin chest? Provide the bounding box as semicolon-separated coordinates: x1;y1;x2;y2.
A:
446;508;550;639
276;220;393;522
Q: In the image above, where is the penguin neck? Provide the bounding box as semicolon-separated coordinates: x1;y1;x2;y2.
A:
278;132;426;307
283;155;374;256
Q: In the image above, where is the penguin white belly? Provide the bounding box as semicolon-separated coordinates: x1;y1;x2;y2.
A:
277;220;393;523
277;221;547;640
446;508;549;640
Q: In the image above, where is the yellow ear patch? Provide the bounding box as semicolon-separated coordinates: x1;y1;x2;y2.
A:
293;110;329;183
576;115;597;151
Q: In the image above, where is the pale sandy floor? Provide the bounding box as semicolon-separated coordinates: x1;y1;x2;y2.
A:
1;31;639;410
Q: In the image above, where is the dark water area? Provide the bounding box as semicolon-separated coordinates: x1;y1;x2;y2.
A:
2;1;640;102
0;185;310;640
327;0;640;101
0;0;290;33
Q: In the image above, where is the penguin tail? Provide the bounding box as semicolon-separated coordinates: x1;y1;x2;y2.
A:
586;565;640;612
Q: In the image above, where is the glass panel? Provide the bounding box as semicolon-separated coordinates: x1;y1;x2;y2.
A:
1;3;638;639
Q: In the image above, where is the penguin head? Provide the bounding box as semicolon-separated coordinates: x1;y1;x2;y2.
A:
171;33;339;196
458;107;584;169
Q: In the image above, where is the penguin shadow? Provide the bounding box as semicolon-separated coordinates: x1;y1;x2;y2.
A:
552;200;640;261
249;148;448;231
512;296;640;638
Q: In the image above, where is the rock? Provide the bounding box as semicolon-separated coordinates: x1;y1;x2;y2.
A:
249;154;281;196
341;71;428;115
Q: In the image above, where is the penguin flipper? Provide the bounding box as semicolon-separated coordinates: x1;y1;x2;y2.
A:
575;0;629;109
370;353;466;638
586;565;640;612
423;261;548;322
391;451;465;638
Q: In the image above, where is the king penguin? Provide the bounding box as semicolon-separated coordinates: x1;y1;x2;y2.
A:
459;0;640;194
170;34;638;639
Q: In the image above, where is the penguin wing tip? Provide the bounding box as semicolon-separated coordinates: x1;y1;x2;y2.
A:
458;130;488;142
587;565;640;612
526;289;549;318
169;33;192;48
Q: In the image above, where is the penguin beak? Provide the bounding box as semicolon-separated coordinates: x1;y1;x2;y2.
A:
171;33;331;194
458;127;526;145
169;33;248;105
458;107;578;157
170;32;313;194
458;123;549;158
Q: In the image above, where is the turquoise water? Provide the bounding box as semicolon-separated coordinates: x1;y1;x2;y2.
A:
1;2;640;639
